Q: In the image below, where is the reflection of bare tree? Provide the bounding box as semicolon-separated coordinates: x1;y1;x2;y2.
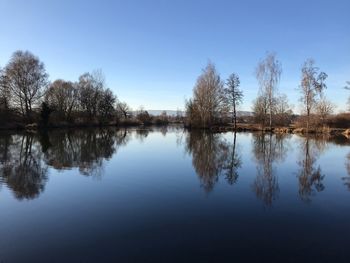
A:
44;129;129;176
252;133;289;206
0;129;130;199
297;136;325;202
0;134;12;167
343;153;350;190
159;126;168;137
115;129;130;147
0;134;48;200
222;132;242;185
185;131;242;192
0;134;14;193
134;129;150;143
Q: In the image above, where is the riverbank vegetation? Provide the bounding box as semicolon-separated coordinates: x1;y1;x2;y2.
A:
1;50;349;134
0;50;181;130
186;53;350;134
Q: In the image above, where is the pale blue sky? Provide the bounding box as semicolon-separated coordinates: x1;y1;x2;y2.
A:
0;0;349;112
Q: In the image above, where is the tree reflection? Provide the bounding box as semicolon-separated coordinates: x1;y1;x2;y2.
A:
185;130;242;192
44;128;129;176
222;132;242;185
134;129;150;143
296;136;326;202
159;126;168;137
252;133;289;206
0;134;48;200
343;153;350;190
0;129;130;200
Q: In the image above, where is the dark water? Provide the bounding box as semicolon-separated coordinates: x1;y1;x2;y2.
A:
0;127;350;262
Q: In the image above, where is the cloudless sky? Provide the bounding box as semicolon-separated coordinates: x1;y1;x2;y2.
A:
0;0;349;112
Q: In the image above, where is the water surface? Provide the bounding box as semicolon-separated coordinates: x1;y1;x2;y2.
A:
0;127;350;262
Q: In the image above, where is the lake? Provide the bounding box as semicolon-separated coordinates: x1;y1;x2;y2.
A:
0;127;350;262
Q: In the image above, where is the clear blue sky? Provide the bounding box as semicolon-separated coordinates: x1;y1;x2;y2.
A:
0;0;349;112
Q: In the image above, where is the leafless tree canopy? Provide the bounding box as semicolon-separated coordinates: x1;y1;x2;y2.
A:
186;62;226;128
0;49;344;130
224;73;243;129
0;66;10;111
316;98;334;125
75;70;117;123
117;101;131;119
46;79;78;120
299;58;327;131
97;88;116;122
274;94;293;126
252;94;269;127
78;70;105;118
252;93;293;128
255;53;282;129
2;50;49;120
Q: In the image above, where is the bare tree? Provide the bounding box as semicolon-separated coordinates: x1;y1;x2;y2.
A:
252;95;269;128
175;108;183;121
78;70;105;119
160;110;168;121
256;52;282;130
186;62;225;127
0;66;12;123
0;66;10;110
316;98;334;126
117;101;131;119
224;73;243;129
2;51;49;121
46;79;78;120
274;94;293;126
136;107;152;124
97;88;116;123
299;59;327;131
185;99;197;126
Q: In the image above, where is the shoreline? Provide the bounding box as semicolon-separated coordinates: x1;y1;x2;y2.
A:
186;124;350;136
1;122;349;138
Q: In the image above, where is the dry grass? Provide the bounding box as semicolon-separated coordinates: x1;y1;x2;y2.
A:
343;129;350;136
274;127;291;133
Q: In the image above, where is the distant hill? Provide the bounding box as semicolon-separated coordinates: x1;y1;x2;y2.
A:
131;110;183;116
236;111;254;117
147;110;183;116
133;110;253;117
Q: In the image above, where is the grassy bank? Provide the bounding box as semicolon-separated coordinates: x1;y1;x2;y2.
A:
196;123;350;137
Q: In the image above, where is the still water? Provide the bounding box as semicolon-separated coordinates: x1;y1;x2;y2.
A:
0;127;350;262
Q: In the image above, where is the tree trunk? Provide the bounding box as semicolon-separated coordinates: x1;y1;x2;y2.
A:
307;109;310;133
269;98;272;131
233;102;237;130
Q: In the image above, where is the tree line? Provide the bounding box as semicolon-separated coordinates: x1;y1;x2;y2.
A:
1;50;347;131
0;50;179;128
185;52;343;132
